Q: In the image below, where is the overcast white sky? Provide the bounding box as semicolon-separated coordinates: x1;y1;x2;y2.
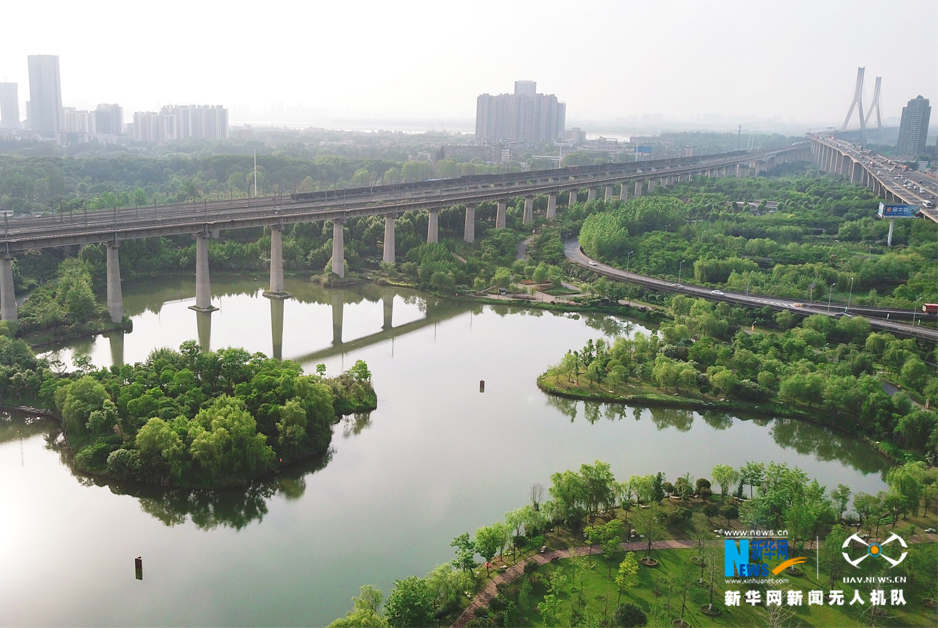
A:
1;0;935;129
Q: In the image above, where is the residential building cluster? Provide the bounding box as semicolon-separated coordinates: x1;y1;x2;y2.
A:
475;81;566;145
0;54;227;144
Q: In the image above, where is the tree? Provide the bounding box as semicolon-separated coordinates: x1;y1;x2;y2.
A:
384;576;434;628
326;585;388;628
831;484;851;522
612;603;647;628
614;553;639;606
474;525;502;575
601;519;625;576
450;532;476;573
711;464;739;497
740;461;765;499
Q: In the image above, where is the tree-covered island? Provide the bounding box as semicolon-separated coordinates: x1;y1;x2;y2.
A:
0;334;376;487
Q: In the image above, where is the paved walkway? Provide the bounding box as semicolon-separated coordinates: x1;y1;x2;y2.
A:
451;539;703;628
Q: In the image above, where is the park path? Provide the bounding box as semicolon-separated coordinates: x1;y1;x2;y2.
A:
451;539;705;628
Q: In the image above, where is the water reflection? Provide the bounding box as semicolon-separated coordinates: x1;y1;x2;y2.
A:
270;297;284;360
110;449;330;530
544;400;890;478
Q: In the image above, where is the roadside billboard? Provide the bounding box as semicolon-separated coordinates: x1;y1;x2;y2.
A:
878;202;919;218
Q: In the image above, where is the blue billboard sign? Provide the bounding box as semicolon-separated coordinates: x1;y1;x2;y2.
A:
878;203;919;218
635;146;653;154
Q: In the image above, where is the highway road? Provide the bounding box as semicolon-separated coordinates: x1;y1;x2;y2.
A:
564;239;938;342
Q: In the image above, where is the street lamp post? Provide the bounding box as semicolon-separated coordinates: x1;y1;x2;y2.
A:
627;250;634;274
827;283;835;313
845;277;855;312
678;259;685;285
809;282;816;304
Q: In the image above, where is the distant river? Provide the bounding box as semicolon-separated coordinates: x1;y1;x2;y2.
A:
0;276;890;626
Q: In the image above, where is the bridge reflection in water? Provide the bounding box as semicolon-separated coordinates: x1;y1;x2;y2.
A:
101;280;464;367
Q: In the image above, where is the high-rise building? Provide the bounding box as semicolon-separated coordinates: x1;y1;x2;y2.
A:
160;105;229;140
95;104;123;135
476;81;565;144
897;96;931;157
27;55;63;138
0;83;20;129
63;108;95;134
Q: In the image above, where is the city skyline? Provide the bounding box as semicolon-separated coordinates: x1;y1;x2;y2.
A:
0;0;935;132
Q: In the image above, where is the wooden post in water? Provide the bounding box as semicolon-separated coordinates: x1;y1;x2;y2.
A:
479;380;485;393
135;557;143;580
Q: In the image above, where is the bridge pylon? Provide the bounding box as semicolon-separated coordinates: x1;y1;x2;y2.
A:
864;76;883;138
841;67;866;141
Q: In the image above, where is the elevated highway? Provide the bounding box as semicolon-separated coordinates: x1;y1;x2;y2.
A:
808;135;938;224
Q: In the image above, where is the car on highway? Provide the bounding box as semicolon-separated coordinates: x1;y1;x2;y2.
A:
588;261;597;266
710;290;725;296
672;283;684;288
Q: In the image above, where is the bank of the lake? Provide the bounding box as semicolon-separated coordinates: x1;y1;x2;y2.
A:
1;277;896;627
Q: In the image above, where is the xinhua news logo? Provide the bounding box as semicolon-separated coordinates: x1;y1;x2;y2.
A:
724;539;807;578
842;533;908;569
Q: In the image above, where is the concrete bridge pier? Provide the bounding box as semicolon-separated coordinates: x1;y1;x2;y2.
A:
587;188;597;202
196;310;212;352
634;180;643;198
546;193;557;219
265;227;291;298
619;182;628;202
464;205;475;243
106;242;123;323
332;291;344;346
523;196;534;224
270;297;284;360
604;185;613;201
383;295;393;330
647;179;656;193
428;210;439;243
383;214;396;264
1;256;17;323
568;189;578;205
495;200;507;229
332;218;346;278
190;235;218;312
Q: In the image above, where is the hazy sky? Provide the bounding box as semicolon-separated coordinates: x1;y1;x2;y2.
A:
1;0;936;128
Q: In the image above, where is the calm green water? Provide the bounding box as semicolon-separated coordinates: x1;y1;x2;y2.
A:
1;276;890;626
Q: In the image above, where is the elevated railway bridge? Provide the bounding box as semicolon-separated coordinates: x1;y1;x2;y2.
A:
0;145;807;324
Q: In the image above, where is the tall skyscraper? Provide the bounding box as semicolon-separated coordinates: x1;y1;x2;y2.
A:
27;55;63;138
0;83;20;129
95;104;123;135
897;96;931;157
476;81;566;144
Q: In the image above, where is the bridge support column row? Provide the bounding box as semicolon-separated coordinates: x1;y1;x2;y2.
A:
383;215;396;264
495;200;507;229
0;256;16;323
190;235;217;311
427;210;439;243
464;205;475;243
523;196;533;224
332;219;345;278
546;193;557;219
106;242;123;323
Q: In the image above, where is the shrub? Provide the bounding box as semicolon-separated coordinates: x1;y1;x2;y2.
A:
613;602;648;627
722;504;739;520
